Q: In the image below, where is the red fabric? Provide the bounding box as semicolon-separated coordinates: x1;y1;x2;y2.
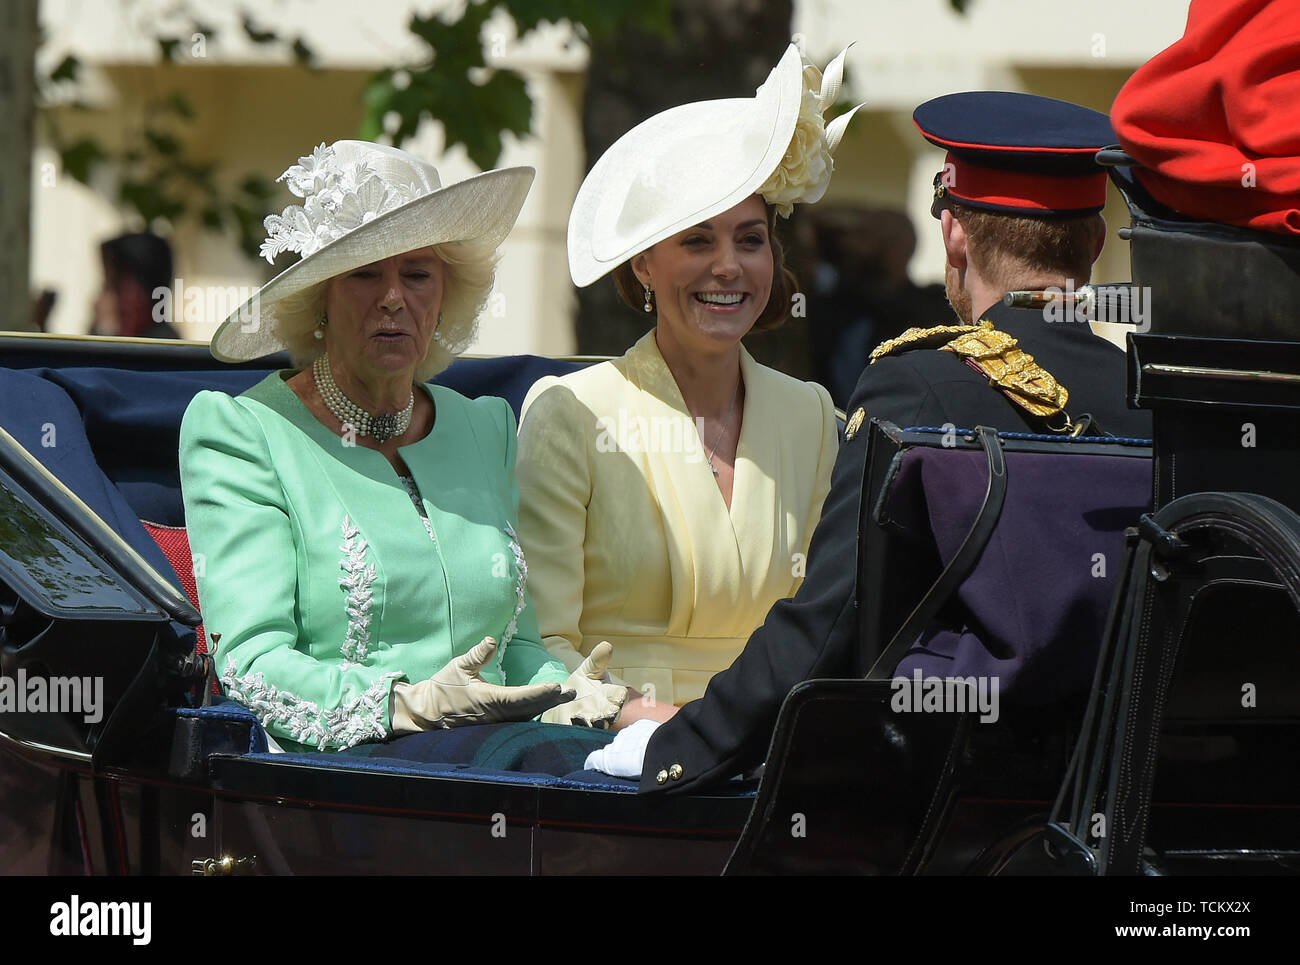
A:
1112;0;1300;235
141;520;208;656
925;134;1099;158
943;153;1108;213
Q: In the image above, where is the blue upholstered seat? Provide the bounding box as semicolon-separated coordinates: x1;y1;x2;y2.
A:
2;352;591;526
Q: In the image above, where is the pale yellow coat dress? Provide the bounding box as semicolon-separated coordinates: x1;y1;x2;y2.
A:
516;331;839;707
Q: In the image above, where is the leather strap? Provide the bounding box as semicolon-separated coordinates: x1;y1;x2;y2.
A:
867;425;1007;679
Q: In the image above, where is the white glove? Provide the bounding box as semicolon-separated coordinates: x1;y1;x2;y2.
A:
540;641;629;727
391;636;572;733
584;718;661;777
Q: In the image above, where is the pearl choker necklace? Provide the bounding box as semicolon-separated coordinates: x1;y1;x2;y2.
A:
312;354;414;444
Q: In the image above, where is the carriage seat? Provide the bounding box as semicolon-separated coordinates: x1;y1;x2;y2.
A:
1;341;592;526
727;424;1156;872
1108;163;1300;340
863;423;1154;706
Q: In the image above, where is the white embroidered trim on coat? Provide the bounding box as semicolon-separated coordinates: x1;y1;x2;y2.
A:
338;516;376;666
499;522;528;683
221;657;401;751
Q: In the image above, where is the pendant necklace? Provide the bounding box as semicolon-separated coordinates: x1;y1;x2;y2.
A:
703;380;741;475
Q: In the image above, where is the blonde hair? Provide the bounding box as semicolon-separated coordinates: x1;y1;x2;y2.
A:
274;240;498;382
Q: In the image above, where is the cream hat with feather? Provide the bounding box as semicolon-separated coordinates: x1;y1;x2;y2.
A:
568;44;861;288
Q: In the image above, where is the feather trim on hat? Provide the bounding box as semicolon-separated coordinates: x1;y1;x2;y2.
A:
758;47;863;217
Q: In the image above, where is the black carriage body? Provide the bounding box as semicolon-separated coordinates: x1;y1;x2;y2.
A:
1059;176;1300;875
725;170;1300;872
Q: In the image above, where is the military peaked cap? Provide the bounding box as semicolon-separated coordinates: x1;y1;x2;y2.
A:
914;91;1116;217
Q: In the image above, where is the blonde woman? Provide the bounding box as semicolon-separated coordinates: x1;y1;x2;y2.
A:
181;141;624;756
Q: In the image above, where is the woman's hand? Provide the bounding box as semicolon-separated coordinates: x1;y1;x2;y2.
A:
391;636;573;733
540;641;629;727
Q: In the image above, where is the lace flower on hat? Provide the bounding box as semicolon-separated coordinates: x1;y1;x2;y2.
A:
259;143;422;264
759;49;862;218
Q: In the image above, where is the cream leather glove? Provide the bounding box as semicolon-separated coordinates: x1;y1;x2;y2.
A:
540;641;629;728
391;636;572;734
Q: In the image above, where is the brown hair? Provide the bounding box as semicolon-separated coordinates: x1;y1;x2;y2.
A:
611;202;799;333
950;201;1104;289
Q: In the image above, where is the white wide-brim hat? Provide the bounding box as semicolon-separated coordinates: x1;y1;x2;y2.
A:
211;139;534;362
568;44;860;288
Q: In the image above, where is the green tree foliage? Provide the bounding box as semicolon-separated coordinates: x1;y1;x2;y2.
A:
36;9;302;259
37;0;672;258
361;0;672;170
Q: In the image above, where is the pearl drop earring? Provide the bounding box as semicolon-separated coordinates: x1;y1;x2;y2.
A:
314;314;327;340
643;284;654;313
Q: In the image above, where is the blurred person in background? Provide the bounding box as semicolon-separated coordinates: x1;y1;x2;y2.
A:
92;231;181;339
805;207;949;407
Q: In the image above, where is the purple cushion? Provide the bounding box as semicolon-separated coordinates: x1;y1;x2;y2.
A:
890;446;1151;704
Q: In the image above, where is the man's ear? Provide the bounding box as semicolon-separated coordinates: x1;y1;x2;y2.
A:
941;209;968;272
1091;214;1107;263
630;252;651;288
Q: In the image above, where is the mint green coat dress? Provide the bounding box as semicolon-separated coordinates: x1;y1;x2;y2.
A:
179;372;569;751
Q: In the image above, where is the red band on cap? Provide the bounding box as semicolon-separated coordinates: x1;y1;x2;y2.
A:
942;153;1107;213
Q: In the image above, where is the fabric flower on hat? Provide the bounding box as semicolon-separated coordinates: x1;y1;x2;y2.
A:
259;143;421;263
758;49;861;217
280;143;335;199
334;175;406;234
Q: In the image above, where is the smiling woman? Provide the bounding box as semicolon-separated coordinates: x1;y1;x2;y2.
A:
516;45;860;725
612;198;797;345
178;140;625;755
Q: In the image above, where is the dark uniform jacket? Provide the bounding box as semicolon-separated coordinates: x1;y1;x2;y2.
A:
638;299;1152;794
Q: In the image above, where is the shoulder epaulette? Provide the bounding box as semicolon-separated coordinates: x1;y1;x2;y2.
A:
869;318;1075;428
868;322;981;364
